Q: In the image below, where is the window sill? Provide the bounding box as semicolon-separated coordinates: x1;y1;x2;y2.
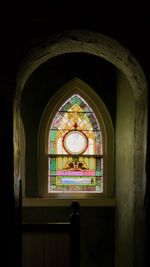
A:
22;197;116;207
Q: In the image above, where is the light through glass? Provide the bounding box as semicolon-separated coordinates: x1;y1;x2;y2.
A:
48;94;103;193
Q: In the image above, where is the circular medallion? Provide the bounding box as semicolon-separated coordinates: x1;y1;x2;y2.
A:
63;130;88;155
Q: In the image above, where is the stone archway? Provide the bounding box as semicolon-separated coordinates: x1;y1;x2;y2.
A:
14;30;147;267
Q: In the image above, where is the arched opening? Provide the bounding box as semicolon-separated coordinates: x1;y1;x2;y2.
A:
13;30;147;267
38;78;114;198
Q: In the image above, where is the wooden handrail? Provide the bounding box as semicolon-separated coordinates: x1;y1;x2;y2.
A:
22;222;70;232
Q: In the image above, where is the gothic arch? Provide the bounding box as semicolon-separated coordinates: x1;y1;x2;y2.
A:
13;30;147;267
38;77;114;198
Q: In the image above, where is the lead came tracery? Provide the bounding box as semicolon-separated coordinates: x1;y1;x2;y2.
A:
48;94;103;193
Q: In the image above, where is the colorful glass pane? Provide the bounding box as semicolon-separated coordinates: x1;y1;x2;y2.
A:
48;94;103;193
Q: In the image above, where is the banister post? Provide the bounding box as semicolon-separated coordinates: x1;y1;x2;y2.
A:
70;201;80;267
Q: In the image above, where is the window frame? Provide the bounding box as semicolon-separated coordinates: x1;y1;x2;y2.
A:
38;78;114;199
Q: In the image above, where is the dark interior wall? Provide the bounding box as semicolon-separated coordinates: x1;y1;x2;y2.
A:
0;7;149;267
20;52;117;197
20;52;116;267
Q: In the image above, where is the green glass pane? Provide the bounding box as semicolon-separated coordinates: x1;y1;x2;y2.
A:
50;142;56;154
61;102;71;111
95;131;101;142
50;130;57;141
96;170;102;176
50;158;56;175
75;96;82;105
96;158;101;171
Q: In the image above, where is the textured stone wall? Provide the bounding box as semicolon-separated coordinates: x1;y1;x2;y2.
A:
115;71;135;266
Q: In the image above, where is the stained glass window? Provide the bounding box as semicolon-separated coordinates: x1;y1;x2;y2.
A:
48;94;103;193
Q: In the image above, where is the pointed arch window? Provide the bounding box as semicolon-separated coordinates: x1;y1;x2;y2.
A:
48;94;103;194
38;78;114;199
